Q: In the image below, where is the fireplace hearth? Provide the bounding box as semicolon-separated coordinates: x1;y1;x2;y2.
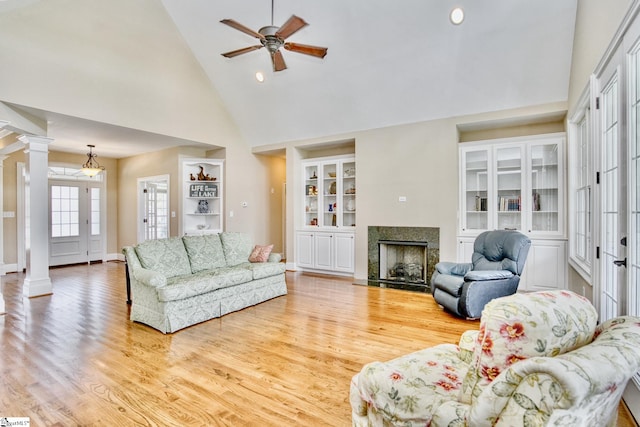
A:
368;226;439;292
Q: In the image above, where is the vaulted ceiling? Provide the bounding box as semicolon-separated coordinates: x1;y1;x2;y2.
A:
0;0;578;156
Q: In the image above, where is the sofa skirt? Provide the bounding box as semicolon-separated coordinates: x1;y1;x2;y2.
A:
130;273;287;333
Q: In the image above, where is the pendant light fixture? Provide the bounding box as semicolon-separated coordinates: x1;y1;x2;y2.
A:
81;144;105;177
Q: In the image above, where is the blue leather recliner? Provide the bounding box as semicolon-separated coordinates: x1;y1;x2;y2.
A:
430;230;531;319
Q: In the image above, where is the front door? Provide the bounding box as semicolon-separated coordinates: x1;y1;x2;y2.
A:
49;180;103;266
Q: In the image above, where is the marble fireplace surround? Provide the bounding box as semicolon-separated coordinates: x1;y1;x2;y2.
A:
368;226;439;291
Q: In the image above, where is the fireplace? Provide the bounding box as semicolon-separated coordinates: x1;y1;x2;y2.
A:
367;226;439;292
378;240;428;285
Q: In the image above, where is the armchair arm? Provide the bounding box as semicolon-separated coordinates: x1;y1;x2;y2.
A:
459;276;520;318
468;357;594;427
458;330;478;364
435;261;473;276
464;270;514;282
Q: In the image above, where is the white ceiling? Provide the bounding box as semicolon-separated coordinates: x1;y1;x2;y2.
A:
0;0;578;155
162;0;578;147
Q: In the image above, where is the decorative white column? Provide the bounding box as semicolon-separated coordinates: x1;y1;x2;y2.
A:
0;120;8;313
19;135;54;297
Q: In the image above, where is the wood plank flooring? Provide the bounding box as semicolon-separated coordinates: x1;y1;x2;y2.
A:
0;262;636;426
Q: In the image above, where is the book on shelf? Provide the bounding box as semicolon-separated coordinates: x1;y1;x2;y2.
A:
498;195;521;212
532;192;541;211
474;196;488;212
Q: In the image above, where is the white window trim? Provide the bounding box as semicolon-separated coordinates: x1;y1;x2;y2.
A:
568;86;594;284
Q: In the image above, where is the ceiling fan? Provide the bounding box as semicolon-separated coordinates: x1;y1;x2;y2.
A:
220;1;327;72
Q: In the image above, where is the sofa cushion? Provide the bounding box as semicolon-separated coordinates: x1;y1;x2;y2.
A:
182;234;227;273
134;237;191;279
158;267;253;302
220;232;254;266
243;261;286;280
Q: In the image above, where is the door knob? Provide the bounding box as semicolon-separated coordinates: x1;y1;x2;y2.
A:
613;258;627;268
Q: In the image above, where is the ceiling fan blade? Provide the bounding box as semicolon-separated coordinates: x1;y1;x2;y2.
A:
221;45;263;58
220;19;265;40
271;50;287;72
275;15;308;39
284;42;327;59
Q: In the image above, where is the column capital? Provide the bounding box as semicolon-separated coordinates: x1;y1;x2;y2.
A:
19;135;54;151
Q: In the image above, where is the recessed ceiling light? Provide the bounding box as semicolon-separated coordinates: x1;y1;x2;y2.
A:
255;71;265;83
450;7;464;25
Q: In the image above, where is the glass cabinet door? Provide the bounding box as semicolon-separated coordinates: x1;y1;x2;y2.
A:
495;145;524;231
341;161;356;227
322;162;338;227
461;148;490;232
304;164;319;226
530;142;560;233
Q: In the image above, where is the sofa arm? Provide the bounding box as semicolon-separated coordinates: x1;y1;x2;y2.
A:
436;261;473;276
133;267;167;288
123;246;167;288
464;270;514;282
267;252;282;263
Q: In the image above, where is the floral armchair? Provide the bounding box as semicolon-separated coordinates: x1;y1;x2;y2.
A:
350;290;640;427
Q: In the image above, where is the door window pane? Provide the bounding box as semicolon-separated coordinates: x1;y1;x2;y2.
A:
91;188;100;236
51;185;80;237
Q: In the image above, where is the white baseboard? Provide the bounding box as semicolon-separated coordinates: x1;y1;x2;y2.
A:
106;253;125;262
285;262;297;271
3;263;18;274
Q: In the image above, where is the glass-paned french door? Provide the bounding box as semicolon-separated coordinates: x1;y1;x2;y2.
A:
598;64;624;321
138;176;169;242
629;38;640;319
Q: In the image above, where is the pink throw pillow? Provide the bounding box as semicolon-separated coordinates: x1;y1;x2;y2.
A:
249;244;273;263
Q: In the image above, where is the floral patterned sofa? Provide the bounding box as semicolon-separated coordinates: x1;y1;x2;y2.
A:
122;232;287;333
350;290;640;426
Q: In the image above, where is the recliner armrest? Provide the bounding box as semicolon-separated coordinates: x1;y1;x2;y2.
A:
436;262;473;276
464;270;514;282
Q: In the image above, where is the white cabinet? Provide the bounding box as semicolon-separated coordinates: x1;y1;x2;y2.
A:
297;155;356;276
460;134;565;237
334;232;355;273
457;134;567;291
181;159;224;235
456;237;568;292
303;157;356;228
521;240;567;291
296;232;314;268
295;230;355;275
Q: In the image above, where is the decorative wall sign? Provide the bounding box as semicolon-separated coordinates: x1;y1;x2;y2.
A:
190;183;218;198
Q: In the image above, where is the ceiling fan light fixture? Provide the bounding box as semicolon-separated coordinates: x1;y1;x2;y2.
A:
450;7;464;25
81;144;105;177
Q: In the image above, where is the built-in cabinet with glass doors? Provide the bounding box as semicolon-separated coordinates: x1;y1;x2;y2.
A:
297;156;355;275
458;134;566;291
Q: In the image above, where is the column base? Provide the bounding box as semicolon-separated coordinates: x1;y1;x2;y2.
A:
23;277;53;298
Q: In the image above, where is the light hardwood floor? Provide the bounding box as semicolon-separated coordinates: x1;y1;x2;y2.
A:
0;262;636;426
